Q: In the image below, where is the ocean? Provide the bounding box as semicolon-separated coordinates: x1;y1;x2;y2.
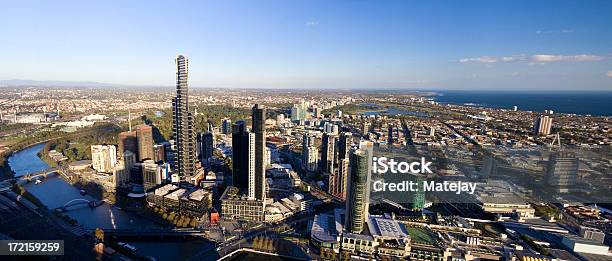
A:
431;91;612;116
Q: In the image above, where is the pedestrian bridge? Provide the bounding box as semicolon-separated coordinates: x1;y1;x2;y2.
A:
19;168;58;181
55;198;104;212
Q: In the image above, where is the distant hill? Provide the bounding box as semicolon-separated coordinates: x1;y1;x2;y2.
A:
0;79;116;88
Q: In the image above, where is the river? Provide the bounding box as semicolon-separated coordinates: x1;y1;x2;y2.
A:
8;144;215;260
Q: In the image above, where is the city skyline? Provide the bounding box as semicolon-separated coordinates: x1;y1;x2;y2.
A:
1;1;611;90
0;2;610;260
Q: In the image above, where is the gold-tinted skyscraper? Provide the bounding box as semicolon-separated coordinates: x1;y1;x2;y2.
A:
172;55;196;180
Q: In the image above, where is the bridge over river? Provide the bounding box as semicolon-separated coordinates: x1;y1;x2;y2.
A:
18;167;75;183
54;198;104;212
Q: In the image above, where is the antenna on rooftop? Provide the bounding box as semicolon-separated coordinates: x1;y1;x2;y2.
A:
550;133;561;149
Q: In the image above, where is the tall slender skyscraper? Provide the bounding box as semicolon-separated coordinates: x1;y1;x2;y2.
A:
172;55;196;180
345;141;373;234
320;133;337;173
302;133;318;172
252;104;266;201
338;132;352;161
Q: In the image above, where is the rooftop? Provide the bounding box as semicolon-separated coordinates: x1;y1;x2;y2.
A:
368;216;408;238
187;189;208;202
153;184;179;196
165;188;188;201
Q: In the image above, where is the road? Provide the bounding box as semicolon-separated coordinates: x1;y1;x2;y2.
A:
186;212;316;261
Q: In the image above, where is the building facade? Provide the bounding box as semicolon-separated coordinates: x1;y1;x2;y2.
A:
91;145;117;173
171;55;197;180
252;104;267;202
345;141;373;234
136;124;154;161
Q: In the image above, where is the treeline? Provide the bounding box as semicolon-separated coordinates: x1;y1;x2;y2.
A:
150;206;199;228
45;123;121;162
132;105;252;142
251;236;294;254
322;103;381;115
0;123;30;132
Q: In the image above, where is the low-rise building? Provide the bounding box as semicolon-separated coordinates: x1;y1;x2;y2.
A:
220;186;265;222
179;189;211;219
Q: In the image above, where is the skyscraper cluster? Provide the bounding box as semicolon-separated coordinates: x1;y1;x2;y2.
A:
230;105;267;202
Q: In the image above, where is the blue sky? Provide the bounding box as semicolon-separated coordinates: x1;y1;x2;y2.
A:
1;0;611;90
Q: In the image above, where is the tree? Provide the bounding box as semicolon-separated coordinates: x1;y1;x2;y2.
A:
95;228;104;243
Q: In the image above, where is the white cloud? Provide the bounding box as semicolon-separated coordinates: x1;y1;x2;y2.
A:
305;21;319;26
459;54;607;64
458;56;498;63
536;29;574;34
531;54;605;62
607;71;612;77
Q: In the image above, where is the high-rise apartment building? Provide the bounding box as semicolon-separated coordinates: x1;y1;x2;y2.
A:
329;158;349;200
320;133;337;173
252;104;266;202
302;133;319;172
142;159;163;191
171;55;196;180
338;132;352;161
361;121;371;135
136;124;154;161
91;145;117;173
304;146;319;172
113;150;135;188
534;115;553;136
118;130;138;159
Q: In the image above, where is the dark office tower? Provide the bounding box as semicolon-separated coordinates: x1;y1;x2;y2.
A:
172;55;196;180
118;131;138;159
136;124;154;161
546;151;578;193
232;121;250;192
338;132;352;161
221;118;232;135
320;133;337;173
252;104;266;201
387;125;395;145
345;142;373;234
198;132;214;161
